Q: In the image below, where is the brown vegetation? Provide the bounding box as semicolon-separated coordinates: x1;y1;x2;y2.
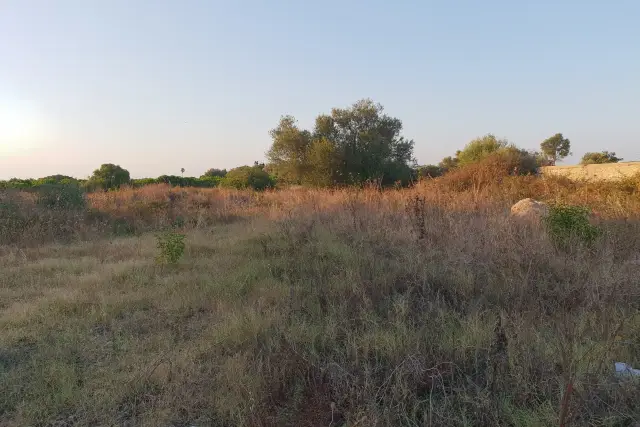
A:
1;172;640;426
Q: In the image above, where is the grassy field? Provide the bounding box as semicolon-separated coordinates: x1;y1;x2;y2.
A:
2;176;640;426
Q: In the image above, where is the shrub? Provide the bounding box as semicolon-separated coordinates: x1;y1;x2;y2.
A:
221;165;276;191
416;165;444;179
34;175;79;186
131;178;157;188
0;178;35;189
456;134;509;166
580;151;623;165
544;204;601;248
438;148;540;192
35;184;86;210
155;231;186;264
196;176;222;187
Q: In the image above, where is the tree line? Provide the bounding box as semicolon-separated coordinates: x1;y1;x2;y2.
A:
0;164;274;192
1;99;626;192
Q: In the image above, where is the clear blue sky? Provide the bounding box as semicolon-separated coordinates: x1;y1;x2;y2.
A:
1;0;639;179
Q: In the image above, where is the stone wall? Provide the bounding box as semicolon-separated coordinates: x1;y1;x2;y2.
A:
539;162;640;181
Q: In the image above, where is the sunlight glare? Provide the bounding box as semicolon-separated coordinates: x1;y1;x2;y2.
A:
0;101;51;155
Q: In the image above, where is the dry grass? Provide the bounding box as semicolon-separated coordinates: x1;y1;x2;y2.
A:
1;177;640;426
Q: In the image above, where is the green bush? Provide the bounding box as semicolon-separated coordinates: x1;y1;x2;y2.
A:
36;184;86;210
0;178;34;189
221;165;275;191
130;176;221;189
155;231;186;264
456;134;509;166
544;204;601;248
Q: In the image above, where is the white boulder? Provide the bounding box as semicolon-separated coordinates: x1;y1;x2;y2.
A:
510;198;549;222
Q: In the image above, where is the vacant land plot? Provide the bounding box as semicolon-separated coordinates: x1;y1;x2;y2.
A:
2;179;640;426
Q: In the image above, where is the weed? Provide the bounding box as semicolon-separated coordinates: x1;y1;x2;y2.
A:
155;230;186;264
545;204;602;248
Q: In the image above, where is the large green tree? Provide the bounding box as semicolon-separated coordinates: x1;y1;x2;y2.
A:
267;99;415;187
86;164;131;191
580;151;623;165
267;116;312;184
540;133;571;165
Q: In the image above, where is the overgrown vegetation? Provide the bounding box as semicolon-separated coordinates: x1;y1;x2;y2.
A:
1;100;639;425
2;168;640;425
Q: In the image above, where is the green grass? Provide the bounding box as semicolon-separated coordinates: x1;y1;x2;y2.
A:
1;188;640;426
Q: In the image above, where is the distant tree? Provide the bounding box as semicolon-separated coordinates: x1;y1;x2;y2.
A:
416;165;444;179
438;156;459;172
267;116;313;184
202;168;227;178
180;168;185;176
580;151;623;165
456;134;509;166
86;164;131;191
540;133;571;165
34;175;79;186
320;99;415;185
267;99;415;187
530;151;554;167
499;146;541;175
221;165;275;191
1;178;34;189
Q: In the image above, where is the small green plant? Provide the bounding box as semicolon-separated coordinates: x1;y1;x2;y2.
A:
155;230;186;264
545;204;601;248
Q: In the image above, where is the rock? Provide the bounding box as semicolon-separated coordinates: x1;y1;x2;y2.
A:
510;198;549;222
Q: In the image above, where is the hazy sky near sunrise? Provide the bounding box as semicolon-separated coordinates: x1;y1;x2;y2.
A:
1;0;639;179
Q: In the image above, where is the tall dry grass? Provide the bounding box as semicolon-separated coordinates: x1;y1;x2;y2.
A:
1;175;640;426
2;171;639;247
